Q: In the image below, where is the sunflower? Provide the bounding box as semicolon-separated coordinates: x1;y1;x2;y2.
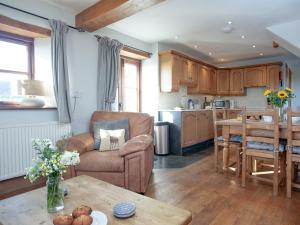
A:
263;89;271;96
285;87;293;92
277;90;288;99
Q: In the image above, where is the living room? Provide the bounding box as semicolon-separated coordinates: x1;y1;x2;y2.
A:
1;0;300;225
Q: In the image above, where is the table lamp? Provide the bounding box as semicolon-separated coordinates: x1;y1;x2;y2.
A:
18;80;48;107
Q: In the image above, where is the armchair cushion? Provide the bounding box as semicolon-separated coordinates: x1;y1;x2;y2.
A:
67;133;94;155
75;150;124;172
93;119;129;149
119;135;153;157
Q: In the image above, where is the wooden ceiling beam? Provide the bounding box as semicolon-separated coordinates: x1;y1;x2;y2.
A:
0;15;51;38
76;0;166;32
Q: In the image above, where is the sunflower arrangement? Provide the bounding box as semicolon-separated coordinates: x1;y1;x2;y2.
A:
263;87;295;108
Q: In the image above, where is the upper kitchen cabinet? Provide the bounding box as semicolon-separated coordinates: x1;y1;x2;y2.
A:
244;66;267;87
230;69;245;95
160;52;198;92
217;69;230;95
266;64;280;91
209;68;217;95
185;60;198;87
159;52;181;92
187;64;211;94
178;57;189;85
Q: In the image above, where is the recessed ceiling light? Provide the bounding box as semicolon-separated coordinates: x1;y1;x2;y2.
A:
209;52;212;56
194;45;198;49
252;44;256;48
228;21;232;25
174;35;179;40
241;35;245;39
259;53;264;56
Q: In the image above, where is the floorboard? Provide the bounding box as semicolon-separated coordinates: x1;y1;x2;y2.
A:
1;147;300;225
146;148;300;225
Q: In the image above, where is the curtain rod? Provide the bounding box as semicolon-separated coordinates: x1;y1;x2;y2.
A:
95;35;152;56
0;2;84;32
0;3;152;56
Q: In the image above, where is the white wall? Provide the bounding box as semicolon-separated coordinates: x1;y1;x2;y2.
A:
0;0;153;134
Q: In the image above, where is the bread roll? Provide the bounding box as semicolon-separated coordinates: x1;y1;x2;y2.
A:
72;206;92;218
53;214;73;225
72;215;93;225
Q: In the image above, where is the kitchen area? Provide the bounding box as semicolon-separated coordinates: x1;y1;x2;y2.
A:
155;49;283;156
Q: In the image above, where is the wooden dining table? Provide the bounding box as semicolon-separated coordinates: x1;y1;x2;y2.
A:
216;119;290;171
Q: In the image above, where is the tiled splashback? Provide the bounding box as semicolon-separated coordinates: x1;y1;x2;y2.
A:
158;86;267;110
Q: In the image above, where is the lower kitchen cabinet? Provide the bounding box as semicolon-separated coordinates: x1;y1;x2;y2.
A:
159;110;214;155
182;112;197;147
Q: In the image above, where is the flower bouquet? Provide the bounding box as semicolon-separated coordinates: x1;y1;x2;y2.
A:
264;87;295;121
25;138;80;213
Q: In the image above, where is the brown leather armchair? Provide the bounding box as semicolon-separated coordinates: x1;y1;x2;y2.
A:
67;111;154;193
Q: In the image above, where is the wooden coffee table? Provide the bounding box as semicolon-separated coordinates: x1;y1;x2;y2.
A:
0;175;192;225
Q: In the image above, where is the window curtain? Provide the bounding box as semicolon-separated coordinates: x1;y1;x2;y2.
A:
49;19;72;123
96;36;124;111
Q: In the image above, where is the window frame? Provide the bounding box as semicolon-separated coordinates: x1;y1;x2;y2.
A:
118;56;141;112
0;31;35;79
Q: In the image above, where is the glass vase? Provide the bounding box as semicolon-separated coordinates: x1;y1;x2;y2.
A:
47;174;64;213
278;107;285;122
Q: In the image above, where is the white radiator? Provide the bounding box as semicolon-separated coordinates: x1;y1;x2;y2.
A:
0;122;71;181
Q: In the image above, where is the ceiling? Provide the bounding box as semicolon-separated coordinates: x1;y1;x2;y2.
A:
40;0;300;63
39;0;98;14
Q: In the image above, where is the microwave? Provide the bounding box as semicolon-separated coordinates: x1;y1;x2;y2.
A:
213;100;230;109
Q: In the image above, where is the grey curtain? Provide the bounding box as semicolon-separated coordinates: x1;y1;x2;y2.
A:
96;36;124;111
49;19;72;123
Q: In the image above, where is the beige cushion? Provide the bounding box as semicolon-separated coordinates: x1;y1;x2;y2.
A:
98;129;125;151
75;150;124;172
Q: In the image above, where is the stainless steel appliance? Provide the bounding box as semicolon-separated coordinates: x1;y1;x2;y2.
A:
213;100;230;109
154;121;169;155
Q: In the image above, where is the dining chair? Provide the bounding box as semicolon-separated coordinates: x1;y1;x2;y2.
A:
242;108;286;196
287;108;300;198
213;107;242;176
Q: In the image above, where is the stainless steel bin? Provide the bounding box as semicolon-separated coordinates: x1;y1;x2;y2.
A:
154;121;169;155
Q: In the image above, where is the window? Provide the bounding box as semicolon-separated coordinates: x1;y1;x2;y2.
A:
117;58;141;112
0;31;34;105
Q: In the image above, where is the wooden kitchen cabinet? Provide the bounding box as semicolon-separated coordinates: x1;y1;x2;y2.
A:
230;69;244;95
209;68;217;95
196;111;214;142
187;64;211;94
196;111;206;142
266;65;280;90
179;57;189;85
186;60;198;86
244;66;267;87
199;65;211;94
160;53;180;92
159;109;216;155
217;69;230;95
181;112;198;147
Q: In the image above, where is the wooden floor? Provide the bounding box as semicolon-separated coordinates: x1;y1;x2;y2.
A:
2;148;300;225
146;149;300;225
